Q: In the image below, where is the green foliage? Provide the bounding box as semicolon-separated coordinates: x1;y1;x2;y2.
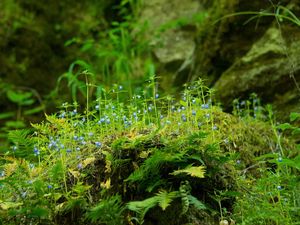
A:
86;195;125;225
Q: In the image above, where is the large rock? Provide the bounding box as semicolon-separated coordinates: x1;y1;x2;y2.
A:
214;25;300;119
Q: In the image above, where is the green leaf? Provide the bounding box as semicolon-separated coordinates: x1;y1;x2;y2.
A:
171;165;206;178
7;90;33;104
276;123;294;131
156;190;179;210
187;195;206;210
290;112;300;122
5;120;26;129
24;105;44;115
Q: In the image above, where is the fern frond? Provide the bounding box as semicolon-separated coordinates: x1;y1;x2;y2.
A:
128;190;179;224
187;195;206;210
126;150;185;183
86;195;124;225
155;190;179;210
171;165;206;178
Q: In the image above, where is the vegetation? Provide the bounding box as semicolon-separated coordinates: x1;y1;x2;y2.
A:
0;78;299;224
0;0;299;224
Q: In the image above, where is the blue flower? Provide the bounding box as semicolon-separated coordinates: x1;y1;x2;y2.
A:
201;104;209;109
155;93;159;99
277;185;282;190
47;185;53;189
95;105;100;110
192;110;196;116
95;142;102;148
278;157;283;162
181;114;187;122
77;163;83;169
212;125;218;130
33;146;40;156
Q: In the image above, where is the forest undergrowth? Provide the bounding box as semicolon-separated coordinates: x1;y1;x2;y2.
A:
0;77;299;225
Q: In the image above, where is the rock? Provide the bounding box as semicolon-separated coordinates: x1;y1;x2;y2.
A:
214;25;300;119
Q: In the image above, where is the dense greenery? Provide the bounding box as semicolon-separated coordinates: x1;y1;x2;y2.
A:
0;0;299;224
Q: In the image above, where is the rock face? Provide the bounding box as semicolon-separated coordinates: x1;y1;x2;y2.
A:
214;25;300;118
141;0;299;119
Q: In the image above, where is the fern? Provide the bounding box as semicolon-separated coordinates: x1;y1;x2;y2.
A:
127;190;179;224
179;181;191;215
7;129;34;158
126;150;185;183
86;195;125;225
170;165;206;178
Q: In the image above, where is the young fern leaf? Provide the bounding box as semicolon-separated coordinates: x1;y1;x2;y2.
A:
127;190;179;224
170;165;206;178
156;190;179;210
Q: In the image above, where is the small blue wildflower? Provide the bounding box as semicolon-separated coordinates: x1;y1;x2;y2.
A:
192;99;196;104
81;141;87;145
88;132;94;137
79;136;84;141
60;144;65;149
77;163;83;169
278;157;283;162
72;109;77;115
177;108;181;113
160;114;164;119
181;114;187;122
277;185;282;190
198;122;202;128
58;111;66;118
66;149;72;153
111;105;115;110
148;106;152;112
181;106;185;110
133;112;137;118
47;185;53;189
236;160;241;165
95;105;100;110
95;142;102;148
192;110;196;116
212;125;218;130
205;113;210;119
119;85;123;90
73;135;79;141
76;147;81;151
201;104;209;109
11;146;18;151
82;117;86;122
155;93;159;99
0;171;5;177
106;118;111;124
224;138;229;144
27;180;33;184
240;101;246;106
33;146;40;156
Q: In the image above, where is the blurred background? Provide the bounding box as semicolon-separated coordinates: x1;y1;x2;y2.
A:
0;0;299;139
